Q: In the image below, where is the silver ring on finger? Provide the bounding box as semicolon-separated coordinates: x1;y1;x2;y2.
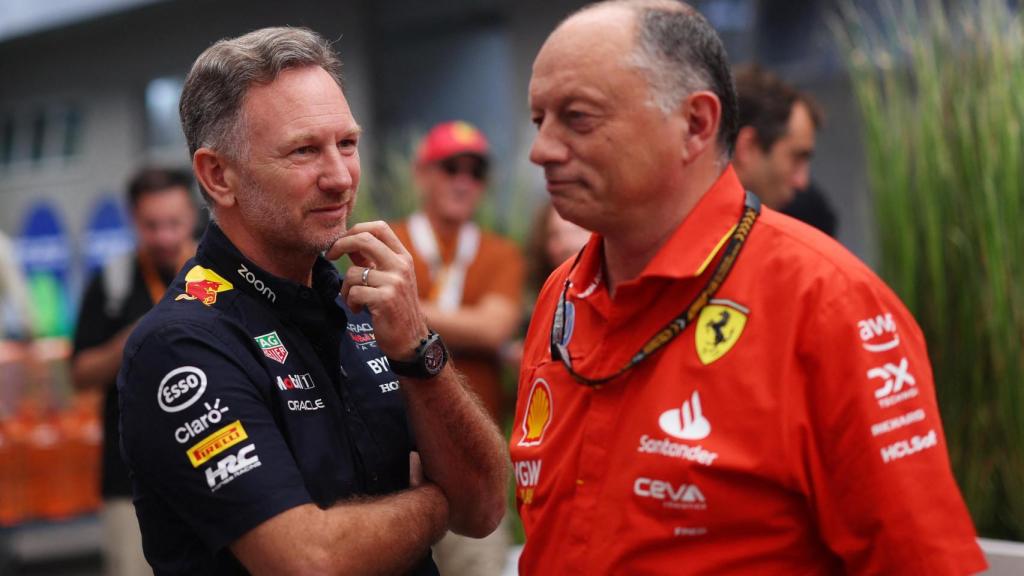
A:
361;267;372;287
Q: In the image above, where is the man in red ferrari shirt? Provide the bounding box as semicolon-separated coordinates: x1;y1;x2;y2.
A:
510;1;987;574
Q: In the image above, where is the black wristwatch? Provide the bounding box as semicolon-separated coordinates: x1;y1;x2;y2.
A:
388;330;448;379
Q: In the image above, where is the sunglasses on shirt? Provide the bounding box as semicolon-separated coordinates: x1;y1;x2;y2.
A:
439;157;489;182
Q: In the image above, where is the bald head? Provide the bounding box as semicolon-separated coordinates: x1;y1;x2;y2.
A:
550;0;738;155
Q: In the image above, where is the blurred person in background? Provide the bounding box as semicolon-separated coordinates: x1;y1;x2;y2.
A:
391;120;523;576
0;230;36;342
502;201;592;373
120;28;506;575
732;64;838;236
71;167;197;576
526;201;592;293
510;1;985;574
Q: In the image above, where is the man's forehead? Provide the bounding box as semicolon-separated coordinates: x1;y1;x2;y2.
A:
532;7;637;89
532;7;634;100
243;66;358;136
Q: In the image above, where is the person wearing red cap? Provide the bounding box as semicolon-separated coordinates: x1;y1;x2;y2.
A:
392;120;524;575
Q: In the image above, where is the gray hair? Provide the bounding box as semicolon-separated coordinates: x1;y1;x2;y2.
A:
179;26;343;167
575;1;739;156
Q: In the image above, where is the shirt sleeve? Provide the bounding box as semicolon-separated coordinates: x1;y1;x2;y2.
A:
795;279;986;575
118;319;312;552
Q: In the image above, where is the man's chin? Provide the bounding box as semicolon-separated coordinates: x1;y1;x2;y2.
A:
316;229;347;256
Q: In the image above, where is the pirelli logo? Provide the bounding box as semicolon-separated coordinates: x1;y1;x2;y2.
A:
187;420;248;468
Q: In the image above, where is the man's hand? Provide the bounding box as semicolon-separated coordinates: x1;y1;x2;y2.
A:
329;221;429;361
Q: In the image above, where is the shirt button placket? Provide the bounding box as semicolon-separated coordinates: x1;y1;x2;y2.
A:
564;382;624;574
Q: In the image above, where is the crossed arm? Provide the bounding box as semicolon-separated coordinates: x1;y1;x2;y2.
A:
231;221;509;573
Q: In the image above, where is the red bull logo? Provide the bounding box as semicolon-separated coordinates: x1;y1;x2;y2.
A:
175;266;234;306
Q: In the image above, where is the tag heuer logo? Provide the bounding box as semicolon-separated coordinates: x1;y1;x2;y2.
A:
255;331;288;364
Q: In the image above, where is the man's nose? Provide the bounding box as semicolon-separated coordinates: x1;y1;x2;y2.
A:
529;121;570;167
319;146;355;192
792;163;811;192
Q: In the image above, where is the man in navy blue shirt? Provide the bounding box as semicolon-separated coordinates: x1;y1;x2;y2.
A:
118;27;508;575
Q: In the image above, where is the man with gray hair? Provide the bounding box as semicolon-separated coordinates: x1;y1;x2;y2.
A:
119;27;507;575
510;1;985;574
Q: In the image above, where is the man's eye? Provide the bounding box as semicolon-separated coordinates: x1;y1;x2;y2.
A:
566;110;588;123
294;146;316;155
338;139;357;149
531;115;543;128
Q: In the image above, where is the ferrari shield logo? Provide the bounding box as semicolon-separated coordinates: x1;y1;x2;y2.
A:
695;299;749;365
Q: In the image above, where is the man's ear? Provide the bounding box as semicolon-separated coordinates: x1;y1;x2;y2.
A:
732;126;764;169
679;91;722;164
193;148;238;208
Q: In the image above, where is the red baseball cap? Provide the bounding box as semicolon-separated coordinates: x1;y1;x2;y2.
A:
416;121;490;165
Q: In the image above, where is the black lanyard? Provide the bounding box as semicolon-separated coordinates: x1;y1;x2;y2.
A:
549;191;761;387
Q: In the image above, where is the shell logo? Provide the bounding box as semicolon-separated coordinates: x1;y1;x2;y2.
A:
518;378;553;447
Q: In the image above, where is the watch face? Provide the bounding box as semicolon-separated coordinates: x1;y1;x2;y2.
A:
423;340;446;374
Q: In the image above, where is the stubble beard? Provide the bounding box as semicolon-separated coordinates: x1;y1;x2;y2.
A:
237;171;343;258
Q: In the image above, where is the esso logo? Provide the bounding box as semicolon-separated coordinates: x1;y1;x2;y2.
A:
158;366;208;413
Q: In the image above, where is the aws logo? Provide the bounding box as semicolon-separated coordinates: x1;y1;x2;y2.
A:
518;378;553;447
695;299;749;365
175;266;233;306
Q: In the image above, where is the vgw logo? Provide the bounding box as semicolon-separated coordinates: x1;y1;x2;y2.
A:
514;459;542;505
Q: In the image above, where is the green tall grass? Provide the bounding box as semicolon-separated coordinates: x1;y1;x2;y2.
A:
835;0;1024;538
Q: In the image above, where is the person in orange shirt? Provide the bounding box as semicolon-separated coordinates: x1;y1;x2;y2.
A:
392;120;523;576
510;1;987;575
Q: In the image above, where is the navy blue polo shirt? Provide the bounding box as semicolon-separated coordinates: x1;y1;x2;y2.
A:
118;223;438;575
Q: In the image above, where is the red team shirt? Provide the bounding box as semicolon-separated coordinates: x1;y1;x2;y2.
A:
510;167;986;575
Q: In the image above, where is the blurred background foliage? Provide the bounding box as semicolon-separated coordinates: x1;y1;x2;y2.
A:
835;0;1024;539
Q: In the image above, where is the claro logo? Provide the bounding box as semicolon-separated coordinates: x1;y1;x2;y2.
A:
158;366;207;413
238;263;276;303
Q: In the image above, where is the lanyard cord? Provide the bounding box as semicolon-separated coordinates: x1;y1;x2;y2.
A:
549;191;761;387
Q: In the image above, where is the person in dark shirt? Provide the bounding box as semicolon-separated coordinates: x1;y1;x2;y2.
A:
732;64;839;236
72;167;198;576
118;26;508;575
